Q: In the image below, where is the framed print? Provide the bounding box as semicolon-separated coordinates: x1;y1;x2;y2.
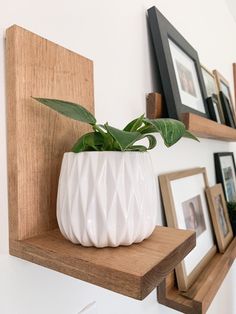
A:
219;92;236;128
159;168;216;291
148;6;209;120
213;70;234;109
202;66;225;123
206;184;233;253
214;152;236;202
213;69;236;125
233;63;236;107
206;94;223;124
201;65;217;97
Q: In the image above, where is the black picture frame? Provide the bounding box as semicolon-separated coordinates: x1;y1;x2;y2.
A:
214;152;236;203
219;91;236;128
206;94;222;124
148;6;209;120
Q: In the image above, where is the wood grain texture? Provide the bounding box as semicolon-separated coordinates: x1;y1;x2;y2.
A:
146;92;163;119
6;25;196;300
10;226;195;300
157;238;236;314
182;113;236;141
6;25;94;241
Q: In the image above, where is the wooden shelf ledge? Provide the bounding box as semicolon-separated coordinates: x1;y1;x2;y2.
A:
157;237;236;314
146;93;236;142
10;227;195;300
182;113;236;141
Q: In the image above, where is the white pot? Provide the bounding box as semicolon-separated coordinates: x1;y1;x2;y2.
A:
57;151;157;248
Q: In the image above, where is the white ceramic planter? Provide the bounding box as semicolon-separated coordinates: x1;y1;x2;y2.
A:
57;151;157;247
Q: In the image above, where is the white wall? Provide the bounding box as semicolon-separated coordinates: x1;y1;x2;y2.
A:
226;0;236;23
0;0;235;313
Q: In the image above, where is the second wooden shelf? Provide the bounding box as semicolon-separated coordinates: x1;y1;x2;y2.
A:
146;93;236;141
157;237;236;314
182;113;236;142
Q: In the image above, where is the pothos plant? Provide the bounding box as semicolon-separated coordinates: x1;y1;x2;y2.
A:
33;98;199;152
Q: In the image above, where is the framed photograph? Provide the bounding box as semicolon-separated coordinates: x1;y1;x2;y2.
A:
201;66;225;123
214;152;236;202
213;70;234;109
206;184;233;253
206;94;223;124
159;168;216;291
213;69;236;126
233;63;236;107
148;7;209;120
201;65;217;97
219;92;236;128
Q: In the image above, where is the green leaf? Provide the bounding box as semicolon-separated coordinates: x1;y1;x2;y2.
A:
183;130;199;142
123;114;145;132
33;97;96;125
71;132;103;152
144;118;186;147
105;124;141;151
140;134;157;150
138;125;156;134
126;145;148;152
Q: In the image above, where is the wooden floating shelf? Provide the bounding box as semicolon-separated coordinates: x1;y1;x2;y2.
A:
6;26;196;300
157;237;236;314
10;227;195;300
146;93;236;141
182;113;236;142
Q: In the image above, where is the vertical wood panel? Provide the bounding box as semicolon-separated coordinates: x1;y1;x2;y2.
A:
6;25;94;241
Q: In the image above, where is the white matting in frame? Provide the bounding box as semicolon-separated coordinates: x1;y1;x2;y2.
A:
159;167;216;291
169;39;205;113
171;173;214;275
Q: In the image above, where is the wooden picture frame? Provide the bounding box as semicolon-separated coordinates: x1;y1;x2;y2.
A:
159;168;216;291
213;70;236;125
214;152;236;203
206;184;233;253
148;7;209;121
201;65;217;96
219;92;236;128
201;65;225;123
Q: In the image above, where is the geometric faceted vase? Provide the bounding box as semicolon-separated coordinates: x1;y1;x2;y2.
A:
57;152;157;247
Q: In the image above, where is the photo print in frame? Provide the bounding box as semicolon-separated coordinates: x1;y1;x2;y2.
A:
213;70;234;110
201;65;225;123
214;152;236;203
148;6;209;120
159;168;216;291
206;184;233;253
201;65;218;97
